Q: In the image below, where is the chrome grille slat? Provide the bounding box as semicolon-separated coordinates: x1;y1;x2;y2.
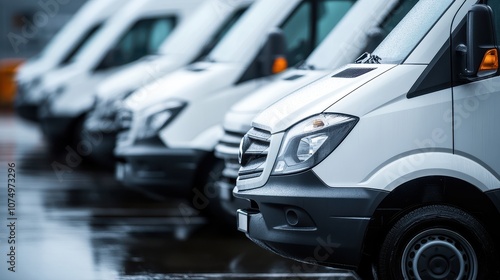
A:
247;127;271;142
238;127;271;180
220;131;245;146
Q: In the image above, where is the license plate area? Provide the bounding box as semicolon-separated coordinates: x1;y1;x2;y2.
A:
237;209;249;233
116;163;125;180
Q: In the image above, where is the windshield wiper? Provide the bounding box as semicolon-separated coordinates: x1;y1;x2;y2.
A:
355;52;381;64
296;60;315;70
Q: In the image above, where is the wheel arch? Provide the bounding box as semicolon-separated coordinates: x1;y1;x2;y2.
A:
361;175;500;267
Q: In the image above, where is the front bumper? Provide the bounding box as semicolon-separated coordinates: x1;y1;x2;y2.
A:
14;99;39;122
14;84;44;122
115;142;208;196
235;170;388;270
214;129;248;216
82;127;117;167
217;179;251;216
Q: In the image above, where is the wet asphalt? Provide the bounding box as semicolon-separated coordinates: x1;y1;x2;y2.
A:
0;111;357;280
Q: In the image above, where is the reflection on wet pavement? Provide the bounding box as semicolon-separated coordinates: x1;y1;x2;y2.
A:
0;112;357;280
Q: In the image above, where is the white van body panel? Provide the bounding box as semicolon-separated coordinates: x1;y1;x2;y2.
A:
41;0;202;117
95;0;255;101
220;0;401;135
16;0;123;83
159;76;268;150
121;0;305;150
253;64;396;133
313;65;452;188
71;0;201;70
95;55;183;101
453;77;500;191
223;70;330;134
126;62;243;112
346;152;500;193
49;69;124;115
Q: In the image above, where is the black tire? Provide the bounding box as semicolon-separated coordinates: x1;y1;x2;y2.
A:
378;205;498;280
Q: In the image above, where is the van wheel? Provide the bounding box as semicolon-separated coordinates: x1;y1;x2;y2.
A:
378;205;496;280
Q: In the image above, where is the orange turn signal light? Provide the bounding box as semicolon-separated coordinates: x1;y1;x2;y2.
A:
479;48;499;72
272;56;288;74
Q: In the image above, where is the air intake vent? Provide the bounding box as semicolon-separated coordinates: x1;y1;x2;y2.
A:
332;68;376;78
283;74;304;81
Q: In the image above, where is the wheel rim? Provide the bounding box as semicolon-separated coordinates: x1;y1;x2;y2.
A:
401;228;478;280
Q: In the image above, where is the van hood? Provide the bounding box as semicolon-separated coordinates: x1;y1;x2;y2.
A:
124;62;243;112
96;55;183;101
41;64;85;92
224;69;329;134
253;64;396;134
48;68;124;116
231;69;329;114
16;59;49;83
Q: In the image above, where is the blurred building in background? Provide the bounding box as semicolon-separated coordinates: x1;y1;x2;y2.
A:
0;0;88;59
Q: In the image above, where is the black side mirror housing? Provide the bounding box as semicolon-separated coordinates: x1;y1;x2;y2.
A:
259;29;288;77
457;4;498;80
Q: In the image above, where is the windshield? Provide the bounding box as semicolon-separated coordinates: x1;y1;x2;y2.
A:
304;0;420;70
208;0;356;65
158;2;249;59
68;22;108;64
370;0;454;64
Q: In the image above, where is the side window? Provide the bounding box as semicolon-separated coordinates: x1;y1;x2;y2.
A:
281;2;312;67
281;0;356;67
149;19;176;53
316;1;355;46
196;7;248;61
98;17;177;70
61;23;102;65
487;0;500;45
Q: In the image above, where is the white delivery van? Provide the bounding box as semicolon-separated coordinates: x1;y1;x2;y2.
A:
37;0;203;148
114;0;358;198
214;0;419;218
82;0;255;166
15;0;123;122
235;0;500;279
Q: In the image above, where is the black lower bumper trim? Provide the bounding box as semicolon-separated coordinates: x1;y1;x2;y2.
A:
235;170;388;269
115;144;208;196
39;115;77;144
15;102;39;122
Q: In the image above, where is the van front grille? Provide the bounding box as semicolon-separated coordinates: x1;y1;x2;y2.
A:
238;127;271;180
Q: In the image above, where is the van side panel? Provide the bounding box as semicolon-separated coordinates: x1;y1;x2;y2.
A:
315;65;453;190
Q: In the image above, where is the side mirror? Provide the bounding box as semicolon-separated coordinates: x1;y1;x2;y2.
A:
457;4;498;80
259;29;288;77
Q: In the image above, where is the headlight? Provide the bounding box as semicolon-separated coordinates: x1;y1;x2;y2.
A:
136;100;187;140
272;113;358;175
38;86;65;117
95;90;134;118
